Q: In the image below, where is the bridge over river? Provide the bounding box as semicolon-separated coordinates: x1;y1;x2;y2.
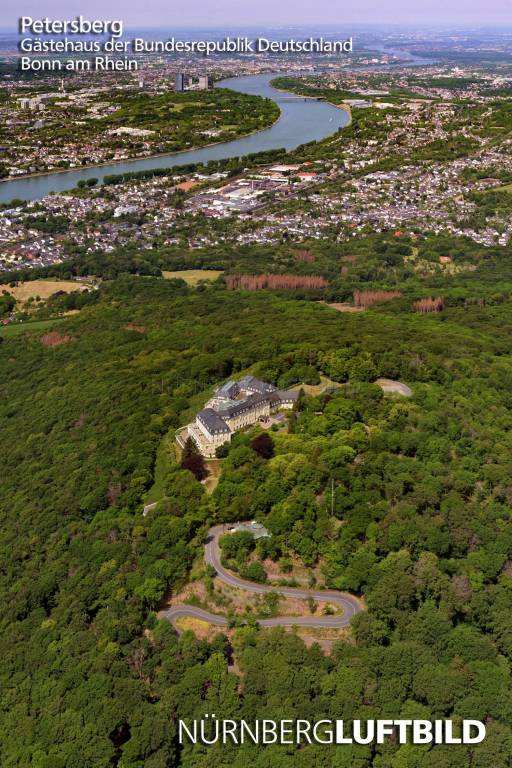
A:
0;73;348;203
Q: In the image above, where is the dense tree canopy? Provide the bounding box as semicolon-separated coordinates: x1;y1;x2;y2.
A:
2;267;512;765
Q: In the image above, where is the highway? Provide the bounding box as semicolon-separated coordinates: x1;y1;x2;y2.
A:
162;524;364;631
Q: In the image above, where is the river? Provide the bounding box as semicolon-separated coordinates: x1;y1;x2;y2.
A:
0;73;349;203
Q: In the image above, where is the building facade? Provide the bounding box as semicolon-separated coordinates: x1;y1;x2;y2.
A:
186;376;299;457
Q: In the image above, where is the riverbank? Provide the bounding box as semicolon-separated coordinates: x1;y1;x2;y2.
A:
269;78;352;126
0;95;282;188
335;101;352;125
0;73;350;203
0;124;279;188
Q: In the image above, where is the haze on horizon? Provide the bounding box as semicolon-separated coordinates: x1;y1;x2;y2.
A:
1;0;510;29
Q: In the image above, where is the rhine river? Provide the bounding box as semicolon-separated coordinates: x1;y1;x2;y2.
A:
0;73;350;203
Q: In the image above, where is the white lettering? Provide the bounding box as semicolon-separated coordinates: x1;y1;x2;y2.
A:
463;720;486;744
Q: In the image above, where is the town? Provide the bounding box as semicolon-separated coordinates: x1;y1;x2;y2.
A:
3;61;512;273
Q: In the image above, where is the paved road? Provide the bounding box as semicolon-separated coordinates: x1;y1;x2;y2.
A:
161;524;364;631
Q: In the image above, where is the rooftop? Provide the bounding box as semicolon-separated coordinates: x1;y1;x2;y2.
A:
216;380;239;399
197;408;231;434
238;375;277;394
231;521;271;539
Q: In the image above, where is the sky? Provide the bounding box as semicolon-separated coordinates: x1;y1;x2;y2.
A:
2;0;511;29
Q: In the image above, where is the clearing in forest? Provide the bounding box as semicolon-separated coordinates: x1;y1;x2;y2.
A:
6;280;91;306
162;270;224;285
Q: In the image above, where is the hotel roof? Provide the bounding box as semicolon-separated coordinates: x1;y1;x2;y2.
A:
238;375;277;394
197;408;231;434
219;392;268;418
216;380;239;399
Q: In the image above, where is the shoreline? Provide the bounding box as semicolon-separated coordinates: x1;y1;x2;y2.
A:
269;78;353;126
0;99;282;188
0;74;350;201
332;101;352;126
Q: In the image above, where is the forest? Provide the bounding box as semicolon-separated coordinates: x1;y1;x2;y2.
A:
2;254;512;766
1;231;507;294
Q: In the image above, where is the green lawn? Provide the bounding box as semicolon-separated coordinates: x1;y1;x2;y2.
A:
143;428;177;504
0;317;66;337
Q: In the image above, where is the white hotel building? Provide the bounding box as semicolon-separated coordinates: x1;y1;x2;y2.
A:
186;376;298;457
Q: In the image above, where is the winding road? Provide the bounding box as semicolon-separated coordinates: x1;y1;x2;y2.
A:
162;525;364;631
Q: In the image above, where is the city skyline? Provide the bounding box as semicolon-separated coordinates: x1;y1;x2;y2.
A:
2;0;511;29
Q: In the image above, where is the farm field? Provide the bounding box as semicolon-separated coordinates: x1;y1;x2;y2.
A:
162;269;224;285
5;279;91;305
